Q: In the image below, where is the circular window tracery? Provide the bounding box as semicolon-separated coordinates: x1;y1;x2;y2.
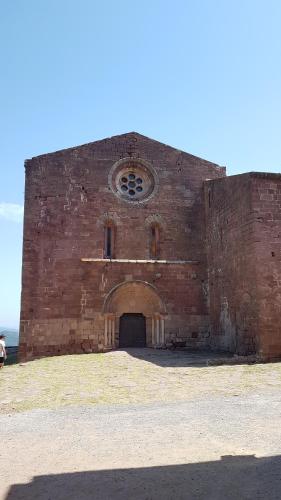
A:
109;158;157;203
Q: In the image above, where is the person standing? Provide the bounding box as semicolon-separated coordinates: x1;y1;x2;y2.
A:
0;335;7;368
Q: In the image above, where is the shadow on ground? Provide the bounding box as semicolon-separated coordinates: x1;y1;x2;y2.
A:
118;347;239;368
5;347;18;366
6;454;281;500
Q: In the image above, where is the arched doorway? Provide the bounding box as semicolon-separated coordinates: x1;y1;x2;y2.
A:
103;281;166;349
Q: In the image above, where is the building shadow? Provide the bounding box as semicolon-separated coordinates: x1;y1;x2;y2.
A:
5;454;281;500
117;347;244;368
5;346;18;366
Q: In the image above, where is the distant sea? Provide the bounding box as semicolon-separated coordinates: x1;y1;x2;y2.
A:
0;327;19;346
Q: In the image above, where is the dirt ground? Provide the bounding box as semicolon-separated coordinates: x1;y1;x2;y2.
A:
1;349;281;499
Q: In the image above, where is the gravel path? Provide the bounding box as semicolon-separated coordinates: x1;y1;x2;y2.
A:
1;349;281;499
1;394;281;499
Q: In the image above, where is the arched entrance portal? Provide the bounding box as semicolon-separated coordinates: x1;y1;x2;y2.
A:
103;281;166;349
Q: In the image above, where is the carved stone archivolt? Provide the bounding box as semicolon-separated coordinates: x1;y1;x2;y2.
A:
102;280;167;348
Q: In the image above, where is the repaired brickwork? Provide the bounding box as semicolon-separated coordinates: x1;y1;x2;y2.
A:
19;133;281;361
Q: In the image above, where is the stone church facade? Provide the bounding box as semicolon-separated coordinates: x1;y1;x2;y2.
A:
19;133;281;361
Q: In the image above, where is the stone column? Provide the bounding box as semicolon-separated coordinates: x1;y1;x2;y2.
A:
104;316;108;347
156;316;160;345
104;314;115;348
161;317;165;345
109;317;112;346
151;316;155;345
111;316;115;348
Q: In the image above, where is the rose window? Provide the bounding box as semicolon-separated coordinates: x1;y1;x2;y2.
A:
109;158;157;203
120;173;144;197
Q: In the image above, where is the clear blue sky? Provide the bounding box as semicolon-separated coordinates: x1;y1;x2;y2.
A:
1;0;281;327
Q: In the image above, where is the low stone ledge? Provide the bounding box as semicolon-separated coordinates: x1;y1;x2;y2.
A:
206;354;258;366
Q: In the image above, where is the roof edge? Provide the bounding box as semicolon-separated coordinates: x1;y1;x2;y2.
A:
204;171;281;183
25;131;223;168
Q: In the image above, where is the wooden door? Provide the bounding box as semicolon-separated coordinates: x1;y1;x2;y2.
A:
119;313;146;347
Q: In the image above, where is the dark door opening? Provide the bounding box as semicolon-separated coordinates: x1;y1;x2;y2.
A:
119;313;146;348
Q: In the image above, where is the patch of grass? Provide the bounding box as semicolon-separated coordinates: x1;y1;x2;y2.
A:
1;352;281;414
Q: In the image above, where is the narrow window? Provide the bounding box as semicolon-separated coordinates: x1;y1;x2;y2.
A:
104;224;115;258
150;224;160;259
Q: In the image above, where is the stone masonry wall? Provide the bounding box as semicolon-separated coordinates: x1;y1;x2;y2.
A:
205;172;281;360
205;174;259;355
19;132;225;360
251;173;281;360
